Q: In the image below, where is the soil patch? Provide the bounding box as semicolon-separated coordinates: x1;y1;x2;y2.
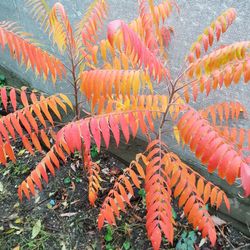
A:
0;142;250;250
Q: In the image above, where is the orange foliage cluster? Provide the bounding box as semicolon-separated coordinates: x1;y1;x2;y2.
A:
0;1;249;249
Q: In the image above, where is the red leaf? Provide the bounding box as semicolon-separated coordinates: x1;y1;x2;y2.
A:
207;144;228;173
204;183;211;203
31;133;42;152
119;114;129;143
40;129;50;148
4;142;15;162
146;111;154;131
22;135;34;154
1;87;7;111
10;115;23;137
80;121;91;152
225;156;241;184
26;177;35;196
45;157;55;176
99;117;110;148
55;145;67;162
31;170;42;191
9;88;17;111
107;20;122;46
21;90;29;106
150;226;161;250
3;117;16;140
138;111;147;135
49;151;60;169
128;112;138;138
195;43;201;58
33;105;46;128
109;115;120;146
188;52;195;63
37;163;48;183
240;163;250;197
97;213;105;229
19;112;32;135
21;182;30;200
25;110;39;134
71;123;82;152
90;118;101;151
215;21;222;41
202;34;209;52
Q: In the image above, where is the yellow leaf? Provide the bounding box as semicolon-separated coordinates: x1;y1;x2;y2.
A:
124;98;131;109
92;46;98;65
59;94;73;110
133;71;140;95
144;72;154;93
121;53;129;70
100;40;107;61
173;126;180;144
15;218;23;224
196;65;202;78
113;56;121;69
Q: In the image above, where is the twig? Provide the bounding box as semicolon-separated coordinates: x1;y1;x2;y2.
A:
234;243;250;250
216;225;235;249
23;195;53;213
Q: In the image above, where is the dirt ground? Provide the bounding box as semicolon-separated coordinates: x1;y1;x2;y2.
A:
0;142;250;250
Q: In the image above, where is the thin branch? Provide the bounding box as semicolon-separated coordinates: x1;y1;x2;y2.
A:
216;225;235;249
175;79;198;93
234;244;250;250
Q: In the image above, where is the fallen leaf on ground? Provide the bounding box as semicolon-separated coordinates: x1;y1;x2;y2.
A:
211;215;226;226
60;212;78;217
31;219;41;239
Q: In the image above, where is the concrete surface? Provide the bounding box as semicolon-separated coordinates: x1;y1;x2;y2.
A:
0;0;249;94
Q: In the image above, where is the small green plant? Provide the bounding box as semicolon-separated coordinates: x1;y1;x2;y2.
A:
63;176;71;185
138;188;146;199
104;225;113;242
90;145;99;159
104;225;114;250
138;188;146;206
176;231;197;250
171;208;177;220
122;240;131;250
0;217;57;250
6;161;30;177
0;74;6;87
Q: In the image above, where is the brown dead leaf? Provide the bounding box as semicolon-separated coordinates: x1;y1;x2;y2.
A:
60;212;78;217
211;215;226;226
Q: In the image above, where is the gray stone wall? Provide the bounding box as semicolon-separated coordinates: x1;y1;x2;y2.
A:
0;0;249;94
0;0;139;94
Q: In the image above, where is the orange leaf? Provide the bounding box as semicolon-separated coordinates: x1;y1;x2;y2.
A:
31;170;42;191
20;90;29;106
204;183;211;203
9;88;17;111
4;142;16;162
21;182;30;200
22;135;34;154
31;133;42;152
26;176;35;196
1;87;7;111
129;169;141;188
0;146;6;165
40;129;50;148
210;188;218;207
